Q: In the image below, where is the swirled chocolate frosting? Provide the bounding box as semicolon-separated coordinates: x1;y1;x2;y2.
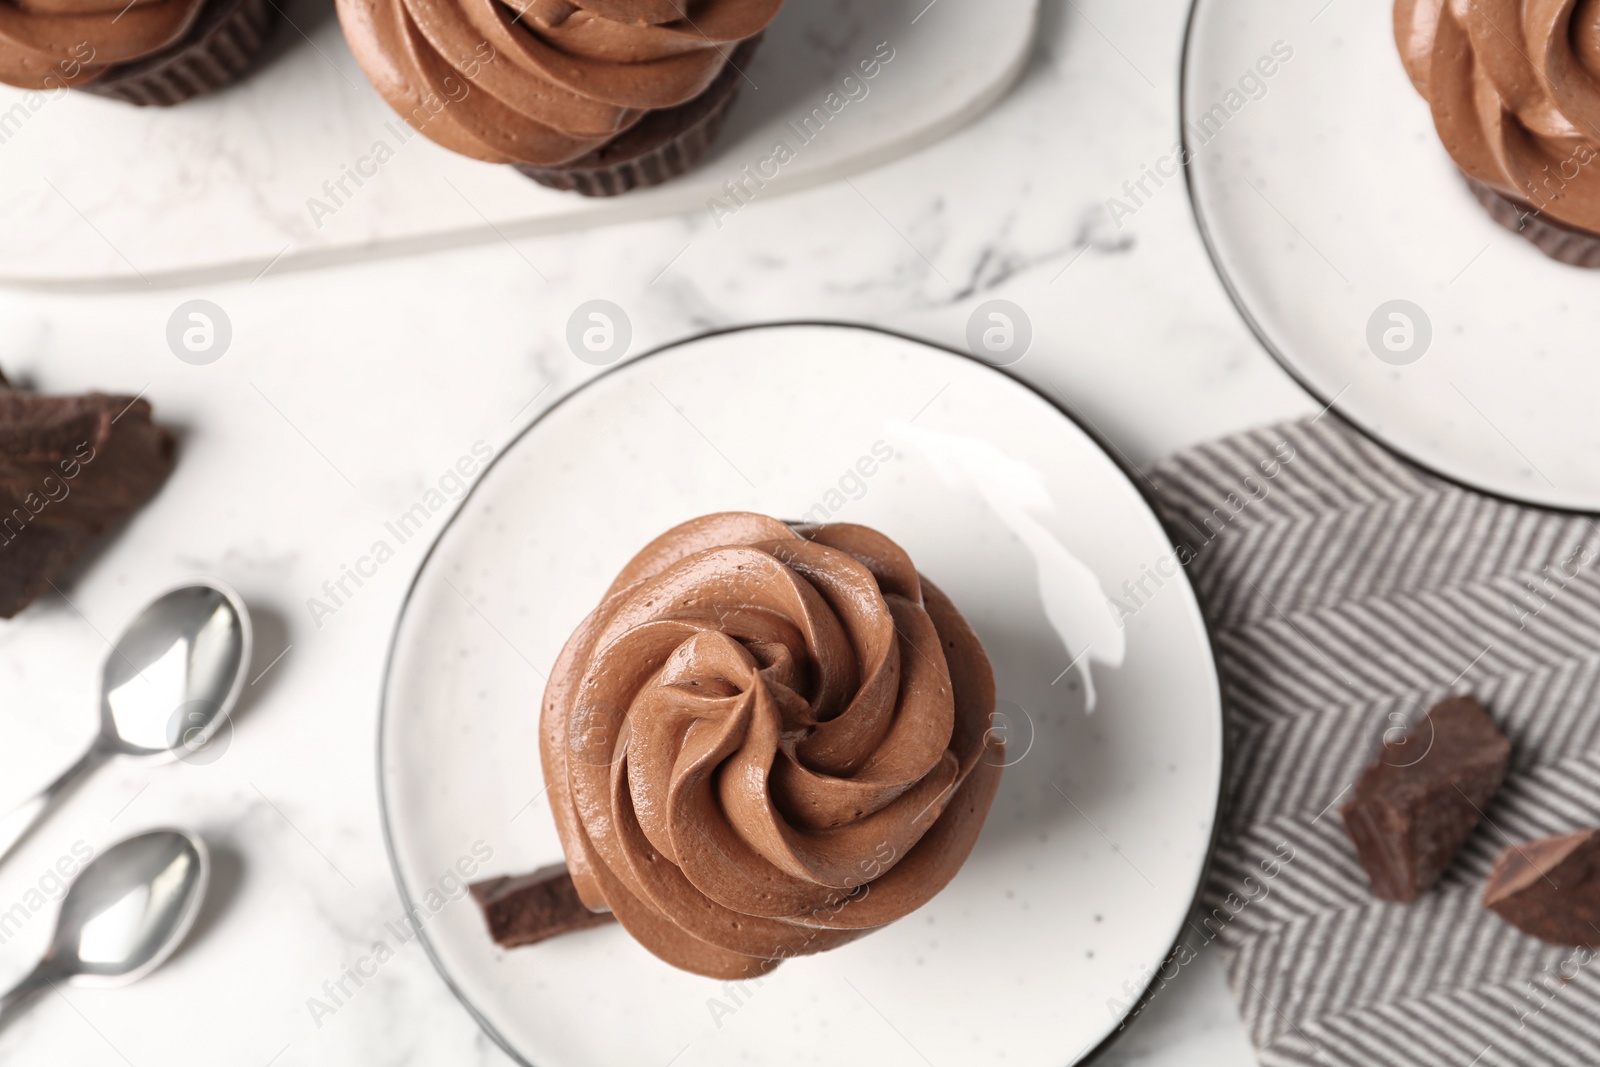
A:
337;0;781;166
540;513;1004;979
0;0;204;89
1396;0;1600;233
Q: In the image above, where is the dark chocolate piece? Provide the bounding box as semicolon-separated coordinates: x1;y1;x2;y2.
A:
1484;830;1600;947
1341;696;1511;902
470;864;614;949
0;373;176;618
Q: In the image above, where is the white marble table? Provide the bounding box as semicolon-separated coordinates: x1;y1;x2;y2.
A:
0;0;1312;1062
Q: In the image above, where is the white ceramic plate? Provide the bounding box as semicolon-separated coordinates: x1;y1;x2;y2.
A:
1184;0;1600;512
0;0;1036;289
379;324;1223;1067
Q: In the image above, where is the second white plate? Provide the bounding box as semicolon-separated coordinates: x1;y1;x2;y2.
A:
1185;0;1600;511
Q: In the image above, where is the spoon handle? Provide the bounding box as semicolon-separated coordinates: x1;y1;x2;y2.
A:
0;966;49;1024
0;744;109;868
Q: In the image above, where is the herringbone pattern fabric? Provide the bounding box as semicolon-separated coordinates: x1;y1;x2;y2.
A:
1148;417;1600;1067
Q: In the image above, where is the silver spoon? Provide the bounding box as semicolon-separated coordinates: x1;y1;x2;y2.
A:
0;582;251;866
0;829;209;1022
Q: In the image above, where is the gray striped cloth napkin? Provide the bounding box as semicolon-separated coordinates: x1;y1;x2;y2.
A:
1143;415;1600;1067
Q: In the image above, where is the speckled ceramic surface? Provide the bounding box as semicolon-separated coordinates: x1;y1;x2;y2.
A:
379;324;1224;1067
0;0;1035;289
1184;0;1600;511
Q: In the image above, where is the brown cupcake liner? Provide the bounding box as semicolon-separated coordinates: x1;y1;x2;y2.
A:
1464;174;1600;270
515;35;761;198
80;0;280;107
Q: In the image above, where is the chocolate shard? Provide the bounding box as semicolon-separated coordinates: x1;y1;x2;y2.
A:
1484;830;1600;947
1341;696;1511;902
0;373;176;618
470;864;614;949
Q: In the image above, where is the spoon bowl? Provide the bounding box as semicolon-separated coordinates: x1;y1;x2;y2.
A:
48;829;210;987
101;583;252;759
0;829;209;1020
0;581;252;867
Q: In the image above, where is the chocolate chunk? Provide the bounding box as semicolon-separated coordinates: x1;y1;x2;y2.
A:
0;373;176;618
1484;830;1600;947
1341;696;1511;901
470;864;614;949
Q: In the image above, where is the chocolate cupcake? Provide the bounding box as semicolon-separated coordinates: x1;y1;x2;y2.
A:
538;513;1005;978
1395;0;1600;266
0;0;281;105
336;0;781;196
